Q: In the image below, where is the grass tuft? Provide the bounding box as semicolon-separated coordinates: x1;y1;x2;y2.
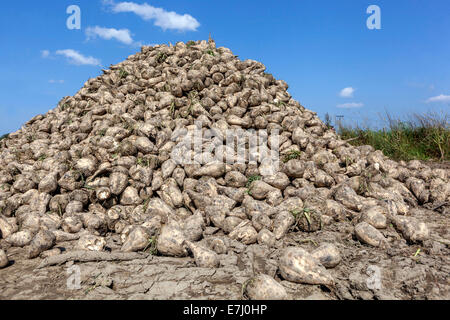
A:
186;40;196;48
137;157;150;167
118;68;129;79
157;52;168;64
246;175;261;189
282;150;302;163
144;236;158;255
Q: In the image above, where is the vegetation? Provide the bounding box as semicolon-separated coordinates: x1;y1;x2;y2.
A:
290;208;320;234
324;113;333;129
0;133;9;141
97;128;107;136
290;208;314;224
169;101;176;117
60;103;69;111
144;236;158;255
157;52;168;63
246;175;261;189
118;68;129;79
143;197;151;213
336;111;449;161
137;157;150;167
282;150;302;163
186;40;196;48
246;175;262;195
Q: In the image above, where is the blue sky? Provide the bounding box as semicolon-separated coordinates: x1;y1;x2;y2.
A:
1;0;449;135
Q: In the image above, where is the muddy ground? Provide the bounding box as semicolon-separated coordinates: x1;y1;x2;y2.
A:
1;206;448;300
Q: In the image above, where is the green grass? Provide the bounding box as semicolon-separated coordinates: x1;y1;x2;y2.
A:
169;101;176;116
337;112;449;161
143;197;151;213
144;236;158;255
246;175;261;189
137;157;150;167
157;52;168;63
290;208;320;233
282;150;302;163
290;208;313;224
275;100;287;108
186;40;196;48
118;68;129;79
245;175;262;195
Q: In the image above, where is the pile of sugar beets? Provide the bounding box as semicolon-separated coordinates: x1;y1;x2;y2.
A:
0;39;448;299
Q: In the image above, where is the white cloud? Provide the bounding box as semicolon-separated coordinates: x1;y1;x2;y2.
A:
55;49;101;66
49;80;65;84
426;94;450;103
41;50;50;58
337;102;364;109
339;87;355;98
86;26;134;45
110;1;200;31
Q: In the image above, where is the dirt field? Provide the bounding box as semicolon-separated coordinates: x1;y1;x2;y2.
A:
1;206;448;300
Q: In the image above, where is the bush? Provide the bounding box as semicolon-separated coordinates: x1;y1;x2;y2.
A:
338;112;449;161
